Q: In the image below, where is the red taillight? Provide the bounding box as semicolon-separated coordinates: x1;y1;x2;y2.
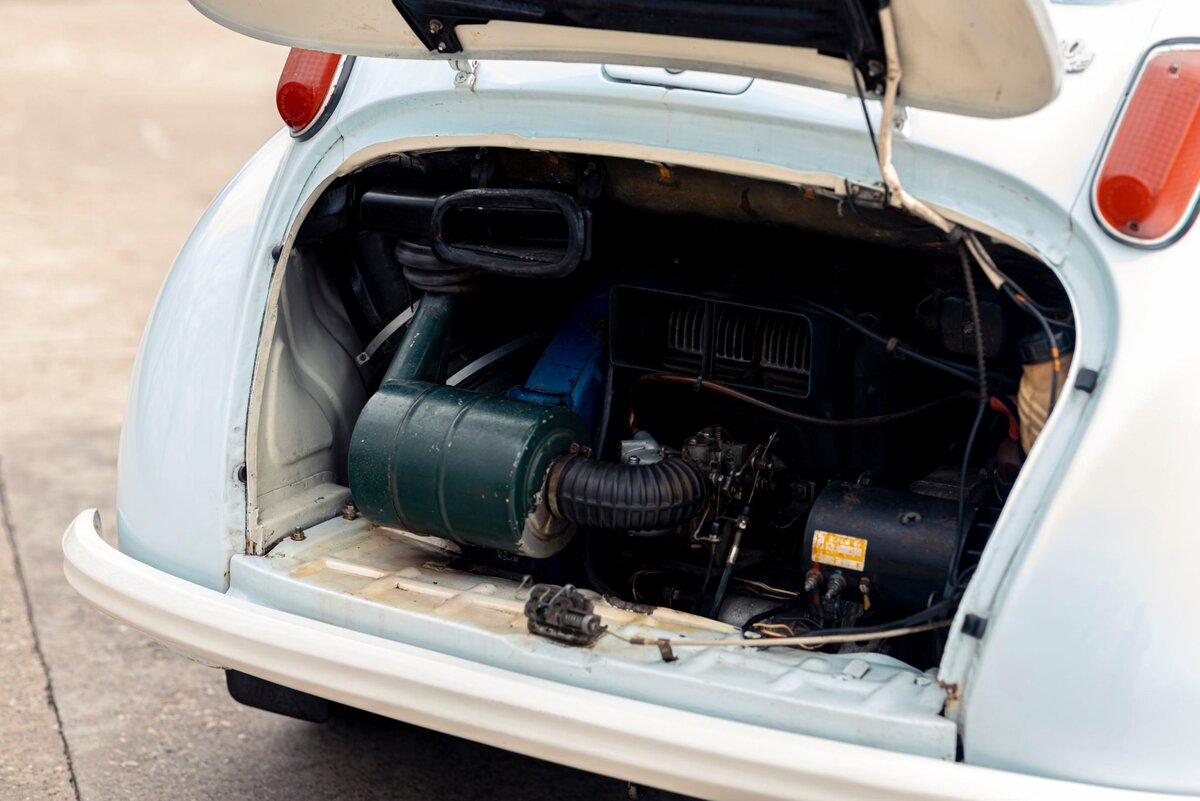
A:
1095;48;1200;246
276;49;344;136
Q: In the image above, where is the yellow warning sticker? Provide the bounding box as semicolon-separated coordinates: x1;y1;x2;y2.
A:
811;530;868;571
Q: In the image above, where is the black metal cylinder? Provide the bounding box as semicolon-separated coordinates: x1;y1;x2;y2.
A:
802;482;961;611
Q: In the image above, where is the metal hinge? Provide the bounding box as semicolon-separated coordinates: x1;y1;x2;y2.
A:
450;59;479;90
818;179;889;211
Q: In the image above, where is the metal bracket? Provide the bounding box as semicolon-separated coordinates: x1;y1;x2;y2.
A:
356;301;419;366
445;329;546;387
890;104;910;137
821;179;889;211
523;584;605;646
1061;39;1095;74
450;59;479;90
961;613;988;639
1074;367;1099;394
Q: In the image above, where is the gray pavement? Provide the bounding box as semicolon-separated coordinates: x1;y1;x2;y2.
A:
0;3;680;799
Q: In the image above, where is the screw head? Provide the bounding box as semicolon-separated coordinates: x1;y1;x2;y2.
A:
290;527;306;541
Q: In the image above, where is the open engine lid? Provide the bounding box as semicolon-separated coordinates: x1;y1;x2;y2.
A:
189;0;1062;119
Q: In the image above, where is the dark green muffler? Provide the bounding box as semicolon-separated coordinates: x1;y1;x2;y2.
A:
349;379;590;557
348;292;591;557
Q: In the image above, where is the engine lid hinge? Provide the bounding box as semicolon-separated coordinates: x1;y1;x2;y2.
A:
818;179;888;211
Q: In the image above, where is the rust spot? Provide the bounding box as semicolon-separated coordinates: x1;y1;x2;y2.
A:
604;595;656;615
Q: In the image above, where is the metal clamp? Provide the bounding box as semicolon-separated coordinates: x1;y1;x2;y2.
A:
355;301;420;366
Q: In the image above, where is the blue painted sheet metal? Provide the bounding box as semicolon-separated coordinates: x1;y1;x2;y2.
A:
509;291;608;430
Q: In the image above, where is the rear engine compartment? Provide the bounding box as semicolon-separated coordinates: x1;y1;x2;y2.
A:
245;148;1073;742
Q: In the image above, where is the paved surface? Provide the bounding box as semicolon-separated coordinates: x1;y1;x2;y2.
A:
0;3;686;799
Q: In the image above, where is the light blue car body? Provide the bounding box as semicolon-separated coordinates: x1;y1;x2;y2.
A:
92;1;1200;794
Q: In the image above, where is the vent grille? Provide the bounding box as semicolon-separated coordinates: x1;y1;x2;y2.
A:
760;315;811;393
663;301;705;373
611;286;815;399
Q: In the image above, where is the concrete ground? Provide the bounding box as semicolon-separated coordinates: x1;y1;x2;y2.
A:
0;3;687;799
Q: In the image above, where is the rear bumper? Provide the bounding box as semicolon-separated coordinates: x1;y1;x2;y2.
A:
63;510;1158;801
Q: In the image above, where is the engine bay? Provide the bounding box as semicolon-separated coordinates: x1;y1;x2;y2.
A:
254;148;1074;672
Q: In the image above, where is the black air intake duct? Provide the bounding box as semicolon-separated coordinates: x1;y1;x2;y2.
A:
547;456;708;534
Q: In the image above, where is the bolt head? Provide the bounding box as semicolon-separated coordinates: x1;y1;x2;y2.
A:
290;527;306;541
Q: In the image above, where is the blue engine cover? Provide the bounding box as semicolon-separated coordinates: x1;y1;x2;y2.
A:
508;291;607;431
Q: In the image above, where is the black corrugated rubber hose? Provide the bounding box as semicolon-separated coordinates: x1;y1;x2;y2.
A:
547;456;707;534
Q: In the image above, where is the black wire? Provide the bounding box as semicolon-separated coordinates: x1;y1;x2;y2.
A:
770;288;1020;392
595;361;616;453
632;373;974;429
842;188;939;235
962;236;1065;414
985;261;1074;319
741;596;807;635
1002;283;1063;415
850;62;881;165
741;579;963;640
698;542;718;605
950;404;986;592
948;244;989;596
954;563;978;588
790;595;962;641
708;556;738;619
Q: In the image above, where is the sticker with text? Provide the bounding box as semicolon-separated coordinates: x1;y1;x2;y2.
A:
811;530;867;571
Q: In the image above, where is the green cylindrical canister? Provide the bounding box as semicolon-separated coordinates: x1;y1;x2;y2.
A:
348;380;591;557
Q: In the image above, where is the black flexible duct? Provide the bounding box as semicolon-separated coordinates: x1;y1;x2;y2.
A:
394;240;476;293
548;456;708;534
